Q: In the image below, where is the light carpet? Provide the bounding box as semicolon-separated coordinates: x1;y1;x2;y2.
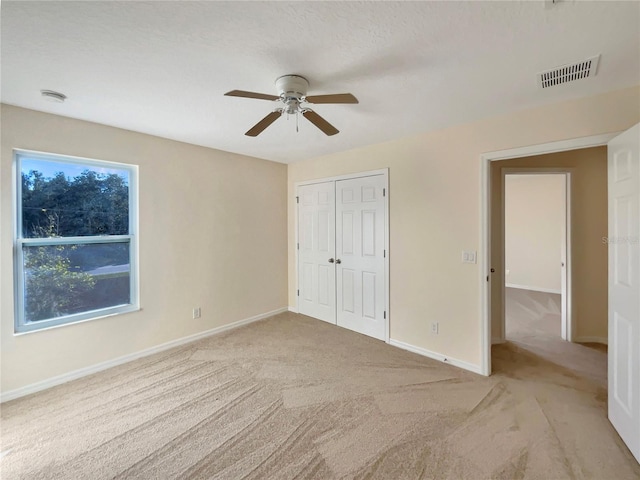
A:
505;287;607;388
1;312;638;479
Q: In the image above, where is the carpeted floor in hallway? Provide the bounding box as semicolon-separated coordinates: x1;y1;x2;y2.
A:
1;311;638;479
504;287;608;388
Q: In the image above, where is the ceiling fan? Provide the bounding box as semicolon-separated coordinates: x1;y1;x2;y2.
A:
224;74;358;137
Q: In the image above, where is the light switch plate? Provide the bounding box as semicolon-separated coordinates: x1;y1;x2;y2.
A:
462;250;477;264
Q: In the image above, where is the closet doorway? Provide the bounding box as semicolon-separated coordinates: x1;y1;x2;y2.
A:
296;169;389;341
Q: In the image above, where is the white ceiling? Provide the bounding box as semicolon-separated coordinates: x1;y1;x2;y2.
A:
2;1;639;163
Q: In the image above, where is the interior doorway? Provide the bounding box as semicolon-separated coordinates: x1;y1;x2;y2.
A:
481;126;640;463
488;147;609;385
502;172;569;346
480;135;616;377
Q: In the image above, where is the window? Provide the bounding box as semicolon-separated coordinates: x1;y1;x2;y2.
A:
14;150;138;333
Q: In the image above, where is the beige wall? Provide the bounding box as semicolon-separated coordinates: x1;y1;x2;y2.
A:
505;174;565;292
288;86;639;368
1;105;288;394
491;147;609;343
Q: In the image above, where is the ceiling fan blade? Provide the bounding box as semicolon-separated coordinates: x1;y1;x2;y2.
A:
305;93;358;104
302;110;339;136
225;90;280;101
245;111;281;137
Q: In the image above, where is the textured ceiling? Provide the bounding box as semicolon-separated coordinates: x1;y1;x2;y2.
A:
2;1;639;163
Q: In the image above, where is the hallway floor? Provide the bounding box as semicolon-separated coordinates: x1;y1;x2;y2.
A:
504;287;607;388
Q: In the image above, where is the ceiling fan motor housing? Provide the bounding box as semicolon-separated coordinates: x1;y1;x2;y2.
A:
275;75;309;99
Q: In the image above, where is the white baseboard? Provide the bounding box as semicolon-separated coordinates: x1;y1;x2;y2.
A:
506;284;561;295
1;307;288;403
288;306;298;313
388;339;483;375
574;336;608;345
492;337;506;345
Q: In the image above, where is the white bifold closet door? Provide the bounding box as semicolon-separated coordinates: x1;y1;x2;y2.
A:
298;181;336;324
297;174;386;341
335;175;386;340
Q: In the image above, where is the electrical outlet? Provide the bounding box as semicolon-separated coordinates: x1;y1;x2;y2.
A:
431;322;439;334
192;307;201;319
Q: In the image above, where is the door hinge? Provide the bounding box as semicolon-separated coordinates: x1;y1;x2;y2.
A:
383;188;386;197
297;289;300;296
384;249;386;258
296;196;299;204
486;275;489;282
384;311;386;319
297;242;299;250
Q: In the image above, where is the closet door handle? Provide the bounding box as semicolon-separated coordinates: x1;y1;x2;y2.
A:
335;259;342;265
328;258;335;263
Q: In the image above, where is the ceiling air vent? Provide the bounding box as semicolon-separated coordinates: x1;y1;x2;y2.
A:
538;55;600;89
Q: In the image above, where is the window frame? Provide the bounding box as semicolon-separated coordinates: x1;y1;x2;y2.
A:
13;149;139;334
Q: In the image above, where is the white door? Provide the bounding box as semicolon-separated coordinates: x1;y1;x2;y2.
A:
298;182;336;324
608;123;640;463
336;175;386;340
559;174;570;341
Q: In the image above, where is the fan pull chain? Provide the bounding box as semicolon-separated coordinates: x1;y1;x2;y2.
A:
296;111;299;133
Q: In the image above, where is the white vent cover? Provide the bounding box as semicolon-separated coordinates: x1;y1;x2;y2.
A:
538;55;600;89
